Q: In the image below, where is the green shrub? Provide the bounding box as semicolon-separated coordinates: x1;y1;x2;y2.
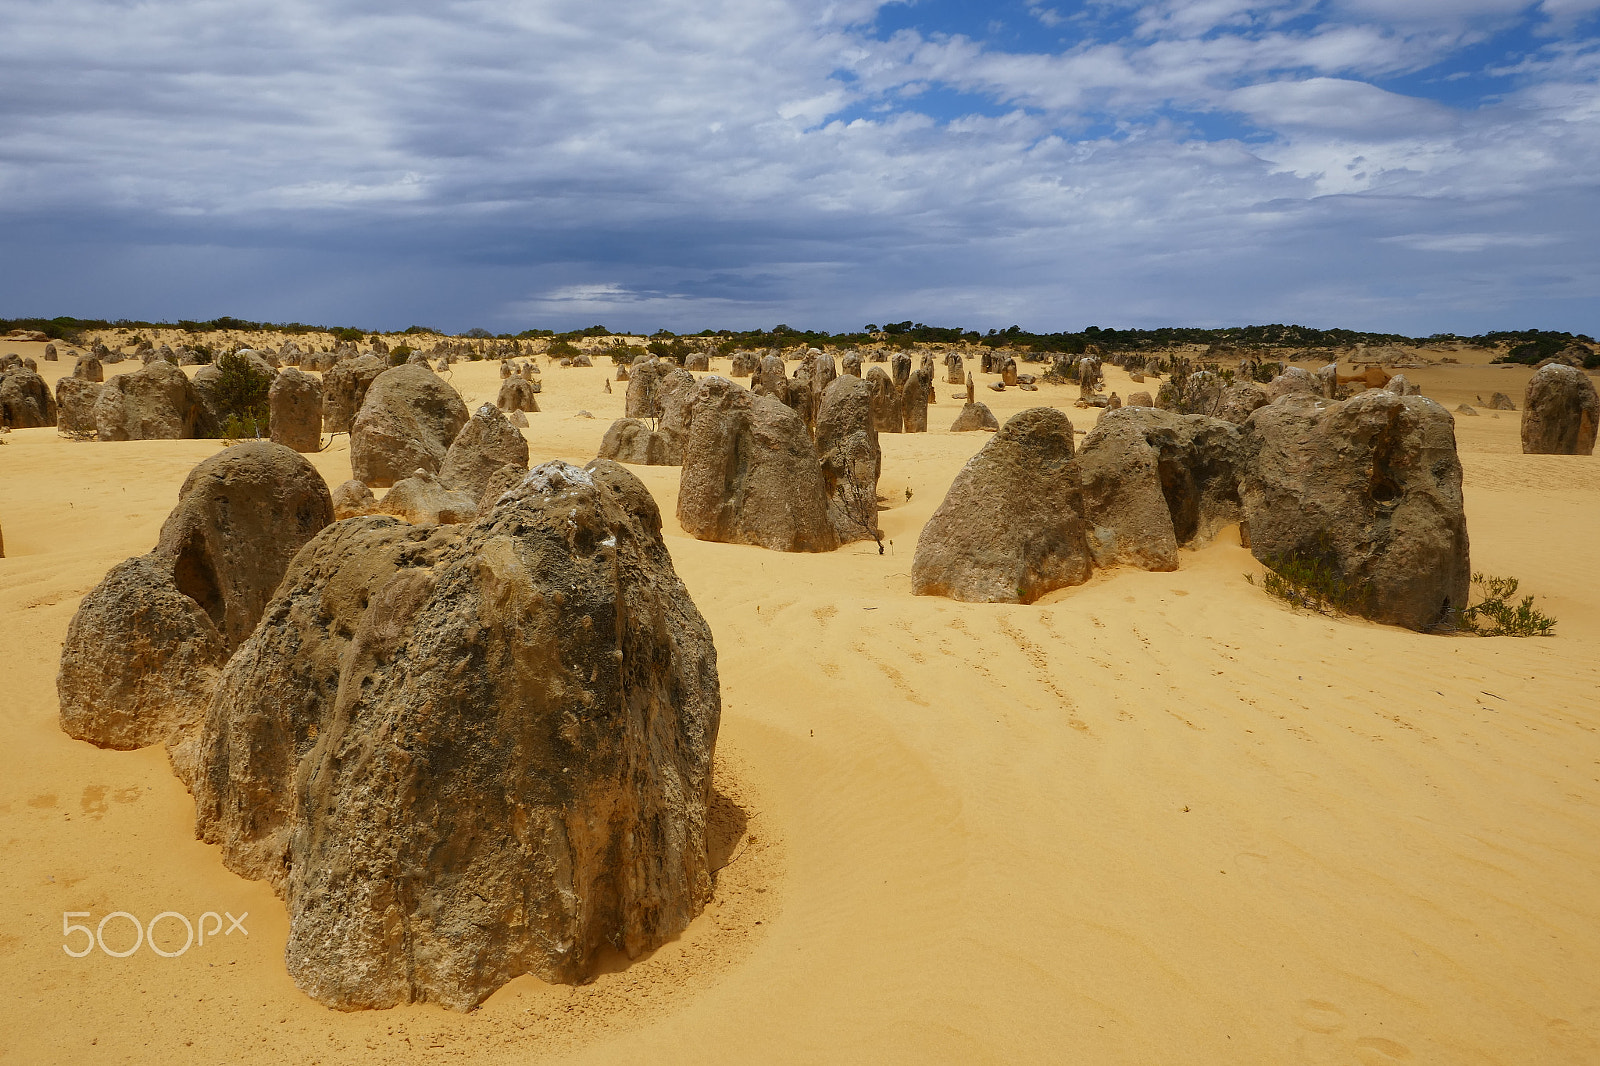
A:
1246;535;1372;616
389;344;414;366
1461;573;1557;636
547;339;581;359
209;351;272;439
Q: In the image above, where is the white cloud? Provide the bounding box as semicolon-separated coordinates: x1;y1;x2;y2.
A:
0;0;1593;335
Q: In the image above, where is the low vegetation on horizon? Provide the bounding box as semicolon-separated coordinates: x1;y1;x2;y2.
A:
4;315;1593;364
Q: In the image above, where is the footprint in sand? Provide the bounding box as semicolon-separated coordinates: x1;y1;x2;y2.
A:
81;785;109;819
1292;1000;1412;1064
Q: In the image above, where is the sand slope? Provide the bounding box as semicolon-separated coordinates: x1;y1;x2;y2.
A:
2;347;1598;1064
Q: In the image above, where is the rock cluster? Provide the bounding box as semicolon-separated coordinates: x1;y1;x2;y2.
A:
915;393;1471;628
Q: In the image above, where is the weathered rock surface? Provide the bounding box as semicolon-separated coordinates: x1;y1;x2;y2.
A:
902;369;930;433
815;376;880;544
1521;363;1598;455
73;355;104;382
752;354;788;404
950;402;999;432
1077;408;1244;572
1239;391;1469;630
54;377;103;435
0;366;57;428
193;459;720;1010
331;479;378;520
1266;366;1320;403
677;376;839;552
58;444;333;781
269;367;324;452
866;365;901;434
321;354;387;433
598;417;675;465
1213;382;1269;424
375;470;478;525
496;375;540;414
439;403;530;500
1488;392;1516;411
1126;390;1154;408
95;359;208;440
350;364;470;488
912;408;1093;603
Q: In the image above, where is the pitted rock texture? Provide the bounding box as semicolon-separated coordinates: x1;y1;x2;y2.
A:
193;460;721;1011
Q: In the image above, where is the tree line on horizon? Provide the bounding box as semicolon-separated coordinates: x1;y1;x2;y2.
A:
3;314;1592;367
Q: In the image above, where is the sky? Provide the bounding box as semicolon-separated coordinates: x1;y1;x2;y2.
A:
1;0;1597;336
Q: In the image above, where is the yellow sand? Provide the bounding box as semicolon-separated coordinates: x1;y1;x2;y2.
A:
2;342;1598;1064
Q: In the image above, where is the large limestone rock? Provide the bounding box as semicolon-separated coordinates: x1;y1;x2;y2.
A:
1240;391;1469;630
677;376;839;552
1521;363;1598;455
1077;408;1244;572
330;479;378;520
598;417;674;465
192;460;721;1011
57;444;334;781
729;350;760;377
840;351;863;377
439;403;530;500
73;355;104;382
375;470;478;525
1265;366;1320;403
866;365;901;434
269;367;323;453
54;377;104;435
350;364;470;488
912;408;1094;603
815;376;880;544
901;368;930;433
950;402;999;432
496;375;540;414
0;366;57;428
95;359;208;440
751;354;789;404
321;354;388;433
1213;382;1269;424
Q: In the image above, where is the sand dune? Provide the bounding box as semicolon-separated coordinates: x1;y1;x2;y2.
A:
2;344;1598;1064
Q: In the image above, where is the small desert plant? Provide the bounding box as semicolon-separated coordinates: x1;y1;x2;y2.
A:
601;340;638;365
388;344;414;366
547;339;581;360
1246;535;1372;616
210;350;272;439
1460;573;1557;636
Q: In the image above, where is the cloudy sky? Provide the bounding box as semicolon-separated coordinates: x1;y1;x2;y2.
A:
1;0;1596;335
